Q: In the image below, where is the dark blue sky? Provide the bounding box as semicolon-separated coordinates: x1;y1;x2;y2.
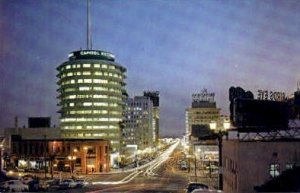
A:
1;0;300;136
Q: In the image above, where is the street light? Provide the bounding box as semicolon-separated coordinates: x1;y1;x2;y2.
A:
0;144;3;173
194;147;201;182
209;120;230;190
68;155;76;176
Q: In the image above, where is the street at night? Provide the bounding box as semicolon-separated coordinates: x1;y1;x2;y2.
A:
2;1;300;192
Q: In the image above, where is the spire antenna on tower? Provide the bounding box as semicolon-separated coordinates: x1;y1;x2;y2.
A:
87;0;92;49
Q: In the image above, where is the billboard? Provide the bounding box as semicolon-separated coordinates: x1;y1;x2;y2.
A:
191;124;213;139
233;98;288;132
28;117;51;128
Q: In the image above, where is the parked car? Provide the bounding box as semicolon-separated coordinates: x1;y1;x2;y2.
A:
74;179;88;188
59;179;77;189
40;179;60;190
1;180;29;192
21;174;34;184
185;182;209;193
191;189;223;193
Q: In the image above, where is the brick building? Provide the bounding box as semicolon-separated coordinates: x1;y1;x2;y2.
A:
10;135;110;174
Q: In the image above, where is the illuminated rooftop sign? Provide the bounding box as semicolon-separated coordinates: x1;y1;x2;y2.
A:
257;90;286;101
68;50;115;61
192;89;215;102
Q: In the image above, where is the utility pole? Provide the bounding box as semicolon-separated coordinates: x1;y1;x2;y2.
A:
218;132;223;190
194;145;197;182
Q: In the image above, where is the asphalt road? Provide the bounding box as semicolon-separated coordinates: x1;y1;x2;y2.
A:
51;141;190;193
86;152;189;192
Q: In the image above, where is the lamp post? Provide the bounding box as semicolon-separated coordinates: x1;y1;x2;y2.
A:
68;155;76;177
68;148;77;177
0;144;3;173
209;121;230;190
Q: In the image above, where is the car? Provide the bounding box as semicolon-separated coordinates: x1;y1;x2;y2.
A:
40;179;60;190
185;182;209;193
1;180;29;192
21;174;34;184
180;161;188;170
191;189;223;193
59;179;77;189
74;179;88;188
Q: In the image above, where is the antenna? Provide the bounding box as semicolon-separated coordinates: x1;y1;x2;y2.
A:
87;0;92;49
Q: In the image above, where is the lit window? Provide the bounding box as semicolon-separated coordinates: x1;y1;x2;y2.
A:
270;163;280;177
83;64;91;68
95;72;102;75
94;87;107;91
76;64;81;68
102;64;107;68
69;95;76;99
67;72;73;76
69;103;74;107
83;71;91;75
66;65;71;69
94;102;108;106
85;133;91;137
79;87;90;91
70;80;75;84
93;95;107;98
84;79;92;83
78;79;83;83
94;79;107;83
285;163;293;170
94;64;100;68
83;102;92;106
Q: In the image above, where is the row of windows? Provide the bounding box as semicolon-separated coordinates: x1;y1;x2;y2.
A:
68;110;121;115
64;94;121;100
63;63;116;70
60;79;122;86
61;79;108;84
61;117;121;122
63;86;121;93
66;102;118;107
63;125;118;129
60;71;123;79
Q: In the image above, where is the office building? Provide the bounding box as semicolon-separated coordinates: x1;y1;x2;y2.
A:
143;91;159;144
122;96;154;150
57;50;127;152
185;89;221;142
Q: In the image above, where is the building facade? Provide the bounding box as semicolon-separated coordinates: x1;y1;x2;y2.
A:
57;50;127;152
10;136;110;174
143;91;160;144
223;137;300;193
185;90;221;143
122;96;154;150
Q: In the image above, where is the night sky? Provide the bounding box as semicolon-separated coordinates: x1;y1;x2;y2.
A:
1;0;300;136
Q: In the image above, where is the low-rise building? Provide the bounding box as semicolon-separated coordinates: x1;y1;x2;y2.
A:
222;135;300;193
10;135;110;174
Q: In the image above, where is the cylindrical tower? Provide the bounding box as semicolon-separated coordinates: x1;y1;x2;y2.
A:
57;50;126;152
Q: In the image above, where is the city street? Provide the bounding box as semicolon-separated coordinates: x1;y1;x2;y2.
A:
49;140;191;192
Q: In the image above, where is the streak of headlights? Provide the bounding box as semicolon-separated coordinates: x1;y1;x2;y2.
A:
91;139;180;185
